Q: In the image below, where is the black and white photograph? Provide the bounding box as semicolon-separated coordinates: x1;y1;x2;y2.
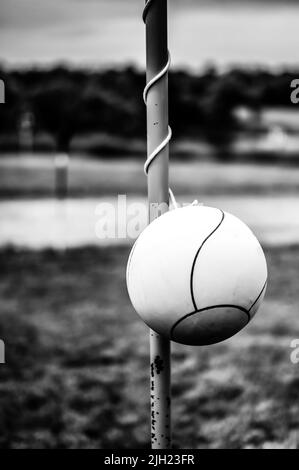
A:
0;0;299;453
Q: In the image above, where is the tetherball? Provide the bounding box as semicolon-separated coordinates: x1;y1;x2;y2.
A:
127;205;267;346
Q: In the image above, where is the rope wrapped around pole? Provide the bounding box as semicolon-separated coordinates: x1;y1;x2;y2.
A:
143;4;172;178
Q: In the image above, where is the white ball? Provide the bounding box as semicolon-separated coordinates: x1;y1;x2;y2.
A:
127;205;267;346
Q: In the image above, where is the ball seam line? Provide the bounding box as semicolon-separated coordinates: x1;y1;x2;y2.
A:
190;209;225;311
170;304;251;342
248;279;268;315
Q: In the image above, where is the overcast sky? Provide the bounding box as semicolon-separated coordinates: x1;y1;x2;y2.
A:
0;0;298;69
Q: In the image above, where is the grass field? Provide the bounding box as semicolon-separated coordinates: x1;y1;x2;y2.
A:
1;245;299;449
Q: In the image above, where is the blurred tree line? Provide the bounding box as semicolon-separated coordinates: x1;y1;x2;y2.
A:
0;65;297;155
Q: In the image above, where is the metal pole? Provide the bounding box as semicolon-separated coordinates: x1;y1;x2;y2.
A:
144;0;172;449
